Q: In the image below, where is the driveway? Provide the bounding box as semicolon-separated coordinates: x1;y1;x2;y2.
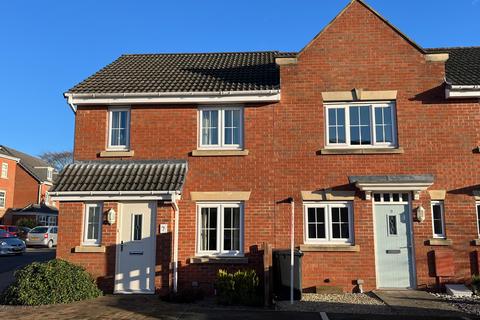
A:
0;247;55;292
0;295;476;320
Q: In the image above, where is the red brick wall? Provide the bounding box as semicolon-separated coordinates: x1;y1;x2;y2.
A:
64;1;480;294
0;157;17;222
274;0;480;292
12;165;40;208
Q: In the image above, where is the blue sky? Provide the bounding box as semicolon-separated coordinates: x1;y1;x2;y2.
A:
0;0;478;157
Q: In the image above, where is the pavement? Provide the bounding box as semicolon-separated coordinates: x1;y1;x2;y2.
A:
0;247;55;292
0;294;477;320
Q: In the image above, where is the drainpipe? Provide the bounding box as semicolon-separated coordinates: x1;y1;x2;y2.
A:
171;193;180;293
289;197;294;305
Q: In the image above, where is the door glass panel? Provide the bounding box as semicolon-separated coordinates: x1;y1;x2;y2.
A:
388;215;398;236
133;214;142;241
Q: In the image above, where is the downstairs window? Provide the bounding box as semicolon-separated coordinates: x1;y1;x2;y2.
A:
304;202;353;244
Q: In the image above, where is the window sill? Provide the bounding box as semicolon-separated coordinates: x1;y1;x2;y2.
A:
317;147;404;155
74;245;106;253
426;238;452;246
191;149;249;157
189;256;248;264
99;150;134;158
299;244;360;252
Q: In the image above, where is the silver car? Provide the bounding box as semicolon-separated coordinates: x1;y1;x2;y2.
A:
0;230;26;255
26;226;58;248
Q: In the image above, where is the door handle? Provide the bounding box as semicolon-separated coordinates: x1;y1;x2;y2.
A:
120;241;124;252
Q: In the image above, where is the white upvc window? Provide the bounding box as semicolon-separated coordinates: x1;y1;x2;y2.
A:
325;101;397;148
431;201;446;238
47;168;53;181
0;190;5;208
476;202;480;238
108;107;130;150
83;203;103;245
304;202;354;244
198;106;243;150
196;202;244;256
1;163;8;179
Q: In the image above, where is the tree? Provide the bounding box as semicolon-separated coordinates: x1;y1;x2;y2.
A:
39;151;73;172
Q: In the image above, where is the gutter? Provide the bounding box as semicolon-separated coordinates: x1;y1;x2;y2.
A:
445;80;480;99
49;190;179;196
64;90;281;112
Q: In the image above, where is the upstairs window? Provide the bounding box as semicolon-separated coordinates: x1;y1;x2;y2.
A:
1;163;7;179
199;106;243;149
325;102;396;148
47;168;53;181
108;107;130;150
431;201;445;238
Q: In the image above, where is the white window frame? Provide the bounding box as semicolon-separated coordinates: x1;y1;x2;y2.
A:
107;107;131;151
47;168;53;181
303;202;354;245
83;202;103;246
324;101;397;149
1;163;8;179
0;190;5;208
476;202;480;238
431;200;446;239
196;202;244;257
198;106;244;150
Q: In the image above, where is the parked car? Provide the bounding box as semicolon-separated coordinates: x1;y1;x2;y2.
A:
25;226;58;248
0;229;26;255
17;227;31;241
0;225;19;237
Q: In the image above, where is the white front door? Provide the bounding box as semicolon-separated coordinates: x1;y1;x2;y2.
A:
374;193;415;289
115;202;156;294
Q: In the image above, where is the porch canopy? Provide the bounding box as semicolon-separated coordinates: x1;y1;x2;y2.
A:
349;174;434;200
50;160;187;201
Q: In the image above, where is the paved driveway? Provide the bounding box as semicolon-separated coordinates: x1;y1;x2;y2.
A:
0;295;475;320
0;247;55;292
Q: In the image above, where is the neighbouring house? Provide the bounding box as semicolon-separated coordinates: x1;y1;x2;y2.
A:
51;0;480;295
0;145;58;225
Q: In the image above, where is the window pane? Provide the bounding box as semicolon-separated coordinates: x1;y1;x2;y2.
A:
360;125;371;144
332;224;340;238
384;107;392;124
201;207;217;251
87;207;100;240
360;106;370;125
223;207;240;251
375;107;383;125
340;207;348;222
308;208;316;222
328;127;337;144
112;111;120;129
433;220;443;235
307;207;325;239
120;111;127;129
383;193;391;202
375;125;384;142
308;224;316;239
392;193;400;202
341;223;349;239
432;204;442;220
384;125;393;142
201;110;219;145
350;107;359;125
350;127;360;145
331;208;340;222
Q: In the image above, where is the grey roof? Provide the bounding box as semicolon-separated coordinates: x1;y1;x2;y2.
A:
0;145;54;183
12;203;59;215
349;174;435;184
67;52;286;94
51;160;188;193
427;47;480;85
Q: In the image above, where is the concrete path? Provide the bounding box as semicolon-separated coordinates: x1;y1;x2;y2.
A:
373;290;463;317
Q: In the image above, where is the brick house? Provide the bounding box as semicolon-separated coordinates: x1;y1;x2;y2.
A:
0;145;58;226
51;0;480;295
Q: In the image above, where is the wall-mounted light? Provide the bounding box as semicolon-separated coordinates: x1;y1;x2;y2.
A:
416;205;425;222
106;208;116;225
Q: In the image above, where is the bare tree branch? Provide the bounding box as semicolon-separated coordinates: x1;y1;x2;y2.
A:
39;151;73;171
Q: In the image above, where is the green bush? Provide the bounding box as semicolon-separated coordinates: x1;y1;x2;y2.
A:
15;218;37;229
0;259;102;305
472;275;480;295
215;269;261;306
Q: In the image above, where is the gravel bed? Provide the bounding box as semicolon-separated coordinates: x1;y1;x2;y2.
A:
430;292;480;316
276;293;392;314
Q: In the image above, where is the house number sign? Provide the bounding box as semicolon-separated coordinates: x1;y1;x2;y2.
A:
160;224;168;234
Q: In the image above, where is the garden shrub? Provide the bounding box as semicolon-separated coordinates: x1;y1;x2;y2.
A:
215;269;261;306
0;259;102;305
